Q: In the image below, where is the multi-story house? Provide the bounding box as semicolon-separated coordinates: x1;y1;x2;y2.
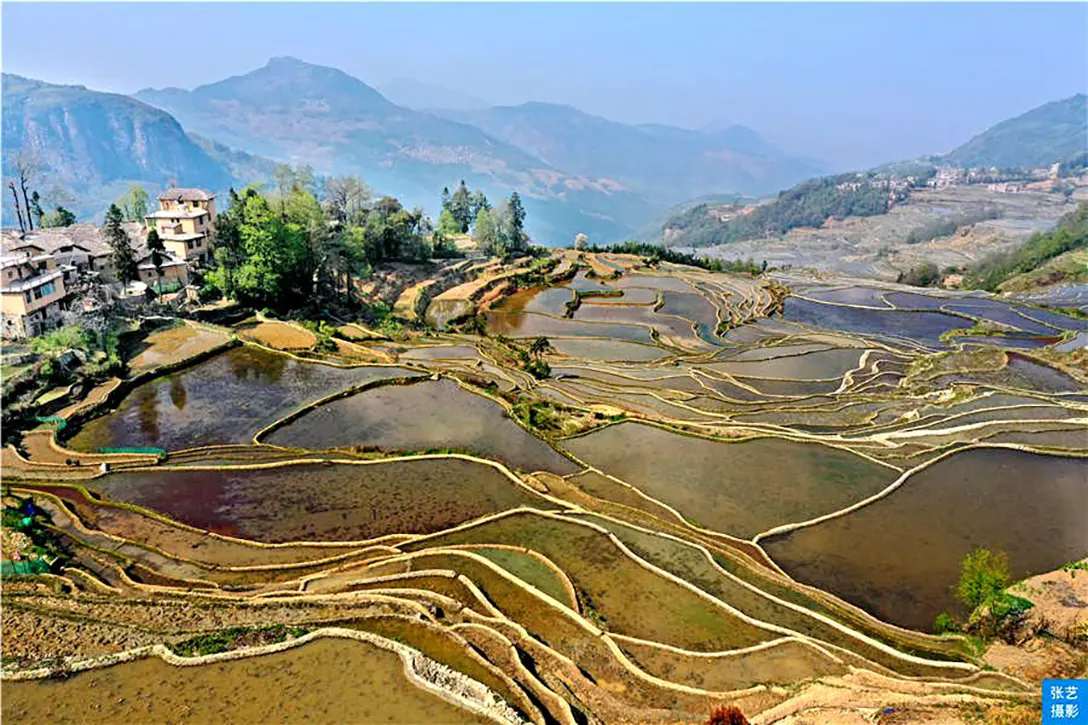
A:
1;243;68;339
145;188;217;265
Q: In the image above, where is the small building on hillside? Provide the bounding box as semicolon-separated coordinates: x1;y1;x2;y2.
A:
1;244;68;338
145;188;216;265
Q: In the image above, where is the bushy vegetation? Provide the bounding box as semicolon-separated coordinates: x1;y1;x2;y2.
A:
205;174;435;311
965;203;1088;291
936;546;1035;640
584;241;765;274
30;321;123;376
1;496;70;568
298;319;338;353
896;262;941;288
905;206;1001;245
665;173;902;247
168;624;309;657
956;547;1010;611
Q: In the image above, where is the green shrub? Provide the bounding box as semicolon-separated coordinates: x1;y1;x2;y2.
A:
933;612;959;634
31;326;90;353
524;359;551;380
956;547;1011;611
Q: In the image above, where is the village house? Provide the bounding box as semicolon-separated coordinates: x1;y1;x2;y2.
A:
145;188;216;265
1;242;69;339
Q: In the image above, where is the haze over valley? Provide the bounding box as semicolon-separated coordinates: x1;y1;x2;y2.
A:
2;4;1086;725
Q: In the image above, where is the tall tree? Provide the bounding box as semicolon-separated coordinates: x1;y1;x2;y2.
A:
503;191;528;253
42;206;76;228
30;192;44;228
8;182;25;233
146;229;166;294
104;204;138;284
438;208;461;235
207;189;243;298
13;150;39;231
450;180;473;233
117;184;149;222
574;233;588;250
470;190;491;222
474;207;498;256
324;175;370;226
272;163;295;217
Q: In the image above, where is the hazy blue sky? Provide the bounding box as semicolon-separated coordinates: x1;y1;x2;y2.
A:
4;3;1085;169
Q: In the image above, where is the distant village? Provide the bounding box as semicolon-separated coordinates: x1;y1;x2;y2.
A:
710;162;1076;224
2;188;215;340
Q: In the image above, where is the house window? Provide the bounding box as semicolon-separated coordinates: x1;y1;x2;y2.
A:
42;282;55;296
24;291;32;304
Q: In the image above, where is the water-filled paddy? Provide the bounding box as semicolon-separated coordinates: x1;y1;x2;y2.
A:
583;287;658;305
706;347;864;380
407;512;775;651
563;422;893;538
548;338;669;362
265;378;578;473
784;298;974;347
485;309;654;343
764;448;1088;630
69;346;416;452
0;638;490;725
800;287;893;308
91;458;553;542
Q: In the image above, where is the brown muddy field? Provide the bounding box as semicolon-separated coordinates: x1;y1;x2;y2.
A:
265;378;578;474
563;422;893;538
764;448;1088;629
1;638;490;725
91;458;556;542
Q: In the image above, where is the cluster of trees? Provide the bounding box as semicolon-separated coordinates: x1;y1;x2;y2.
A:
439;180;490;235
205;167;452;310
5;150;78;231
905;206;1002;245
671;173;903;248
116;184;150;222
435;180;531;257
965;202;1088;291
897;261;942;288
584;240;765;275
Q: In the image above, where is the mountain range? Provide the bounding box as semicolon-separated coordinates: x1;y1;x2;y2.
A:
3;59;1084;244
3;57;823;241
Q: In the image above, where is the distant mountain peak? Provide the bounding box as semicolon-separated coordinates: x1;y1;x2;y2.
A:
266;55;309;67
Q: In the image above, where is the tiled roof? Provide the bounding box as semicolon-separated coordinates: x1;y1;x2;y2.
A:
158;188;214;202
8;223;144;257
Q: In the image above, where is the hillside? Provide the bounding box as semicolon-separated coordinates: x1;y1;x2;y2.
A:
651;93;1087;254
658;172;903;247
1;74;240;225
435;102;824;204
941;93;1088;169
134;57;654;243
968;202;1088;292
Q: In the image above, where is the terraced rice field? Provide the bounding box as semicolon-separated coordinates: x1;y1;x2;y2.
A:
67;346;419;452
4;255;1082;724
